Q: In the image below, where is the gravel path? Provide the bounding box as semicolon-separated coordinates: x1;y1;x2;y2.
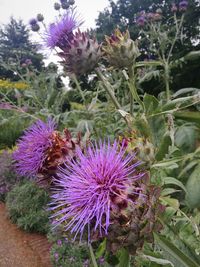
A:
0;202;52;267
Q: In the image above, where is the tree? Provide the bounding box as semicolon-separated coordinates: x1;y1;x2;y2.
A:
0;17;44;80
95;0;200;93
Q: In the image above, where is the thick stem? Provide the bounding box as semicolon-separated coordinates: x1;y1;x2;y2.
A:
127;66;145;111
95;68;121;110
164;63;170;101
71;74;87;109
89;244;98;267
95;68;132;128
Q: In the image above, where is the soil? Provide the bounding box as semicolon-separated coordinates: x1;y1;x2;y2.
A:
0;202;53;267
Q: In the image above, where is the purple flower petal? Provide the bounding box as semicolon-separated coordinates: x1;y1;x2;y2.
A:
13;119;56;177
50;140;143;241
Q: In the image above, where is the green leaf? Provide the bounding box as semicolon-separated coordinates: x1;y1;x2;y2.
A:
186;164;200;209
143;94;159;115
135;60;163;68
163;177;187;193
161;94;200;112
142;254;174;266
95;239;106;259
174;111;200;124
161;188;181;196
155;133;171;161
154;234;200;267
172;88;199;98
175;125;197;153
152;157;183;168
117;248;130;267
160;196;179;210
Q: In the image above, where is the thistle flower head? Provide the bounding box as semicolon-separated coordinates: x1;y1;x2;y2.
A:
45;11;83;49
136;15;146;26
13;120;82;186
103;29;140;69
171;3;178;12
58;29;101;76
179;0;188;11
50;140;143;241
29;18;37;26
13;119;56;177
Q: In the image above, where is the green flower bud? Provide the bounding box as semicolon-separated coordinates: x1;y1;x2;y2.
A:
54;2;61;10
37;13;44;22
31;23;40;32
103;28;140;69
60;30;101;76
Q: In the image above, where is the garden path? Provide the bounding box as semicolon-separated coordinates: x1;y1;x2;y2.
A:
0;202;52;267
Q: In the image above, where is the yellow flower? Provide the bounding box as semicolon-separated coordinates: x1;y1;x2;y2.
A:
0;79;28;90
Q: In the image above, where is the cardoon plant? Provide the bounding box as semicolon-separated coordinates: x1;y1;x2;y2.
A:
50;140;163;255
45;11;83;50
13;119;82;185
43;10;101;76
13;119;56;177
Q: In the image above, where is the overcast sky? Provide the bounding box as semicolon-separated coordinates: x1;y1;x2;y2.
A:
0;0;111;63
0;0;110;28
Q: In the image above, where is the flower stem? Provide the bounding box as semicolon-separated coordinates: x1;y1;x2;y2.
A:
127;66;145;111
95;68;121;110
71;74;87;109
95;68;133;128
89;244;98;267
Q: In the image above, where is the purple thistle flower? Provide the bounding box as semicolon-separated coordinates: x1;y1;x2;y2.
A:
50;140;143;241
45;11;83;49
13;119;56;177
179;0;188;11
136;16;146;26
29;18;37;26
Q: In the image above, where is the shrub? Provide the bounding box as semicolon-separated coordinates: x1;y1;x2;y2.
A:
0;149;21;201
47;225;90;267
6;180;50;234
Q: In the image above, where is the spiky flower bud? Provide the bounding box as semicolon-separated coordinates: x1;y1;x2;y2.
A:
31;23;40;32
136;15;146;26
179;0;188;12
119;131;155;165
156;8;162;14
29;18;37;26
13;119;83;187
37;13;44;22
106;174;164;255
171;3;178;12
103;29;140;69
61;2;70;9
59;30;101;76
54;2;61;10
68;0;75;5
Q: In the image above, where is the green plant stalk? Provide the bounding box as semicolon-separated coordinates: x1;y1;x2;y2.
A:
164;63;170;101
95;68;133;128
89;244;98;267
71;74;87;109
130;92;133;115
127;66;145;111
95;68;121;110
0;91;39;120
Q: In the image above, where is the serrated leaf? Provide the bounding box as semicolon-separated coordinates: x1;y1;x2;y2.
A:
95;239;106;259
154;234;200;267
117;248;130;267
143;94;159;115
161;188;181;196
152;157;183;168
160;196;180;210
142;254;174;266
163;177;187;192
186;164;200;209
